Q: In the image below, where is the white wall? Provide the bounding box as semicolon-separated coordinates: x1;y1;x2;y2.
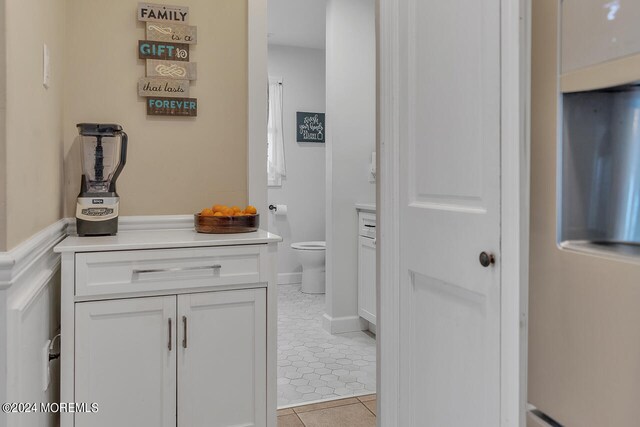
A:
324;0;376;332
0;220;66;427
267;45;326;284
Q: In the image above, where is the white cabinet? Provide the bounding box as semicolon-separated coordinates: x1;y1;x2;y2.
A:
75;296;177;427
178;290;266;427
55;229;280;427
357;209;376;326
358;236;376;324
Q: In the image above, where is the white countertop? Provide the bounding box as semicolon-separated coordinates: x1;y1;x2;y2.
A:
54;228;282;253
355;203;376;212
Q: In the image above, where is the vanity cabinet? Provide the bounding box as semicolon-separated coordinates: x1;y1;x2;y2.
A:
357;207;376;326
55;229;280;427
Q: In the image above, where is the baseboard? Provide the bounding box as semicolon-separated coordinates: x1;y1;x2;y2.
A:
322;313;368;334
368;322;377;335
278;272;302;285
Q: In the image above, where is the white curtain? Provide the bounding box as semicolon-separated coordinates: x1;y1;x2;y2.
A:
267;77;286;186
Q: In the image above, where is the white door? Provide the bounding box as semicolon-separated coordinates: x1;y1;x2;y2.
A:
177;289;266;427
75;296;177;427
395;0;501;425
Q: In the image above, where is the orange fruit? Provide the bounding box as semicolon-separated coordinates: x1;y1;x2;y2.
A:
231;206;242;213
245;205;257;215
213;212;224;217
200;208;214;216
212;204;224;213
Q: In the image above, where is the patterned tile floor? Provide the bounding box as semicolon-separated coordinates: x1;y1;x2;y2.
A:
278;284;377;407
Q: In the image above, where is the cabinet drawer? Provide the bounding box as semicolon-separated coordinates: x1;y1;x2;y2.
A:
76;246;262;298
358;212;377;239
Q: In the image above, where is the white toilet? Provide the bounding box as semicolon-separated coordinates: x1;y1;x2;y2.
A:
291;241;326;294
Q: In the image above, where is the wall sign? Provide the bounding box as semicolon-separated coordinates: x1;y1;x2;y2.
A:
138;3;189;23
138;3;197;117
147;97;198;116
138;77;190;98
146;22;197;44
146;59;197;80
139;40;189;61
296;112;325;143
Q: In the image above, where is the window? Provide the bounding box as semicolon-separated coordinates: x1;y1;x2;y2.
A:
267;77;285;187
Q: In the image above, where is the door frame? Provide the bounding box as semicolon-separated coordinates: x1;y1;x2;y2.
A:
248;0;268;216
377;1;531;426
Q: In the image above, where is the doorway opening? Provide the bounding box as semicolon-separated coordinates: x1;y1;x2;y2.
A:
266;0;378;419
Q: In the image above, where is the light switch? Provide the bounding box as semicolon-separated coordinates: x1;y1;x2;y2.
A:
43;44;50;89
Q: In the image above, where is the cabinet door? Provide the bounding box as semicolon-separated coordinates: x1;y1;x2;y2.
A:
358;236;377;324
178;289;266;427
75;296;177;427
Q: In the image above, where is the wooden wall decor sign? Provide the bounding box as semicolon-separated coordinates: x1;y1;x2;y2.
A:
296;112;325;143
146;22;197;44
146;59;197;80
138;77;190;98
138;3;196;117
147;97;197;116
138;3;189;23
139;40;189;61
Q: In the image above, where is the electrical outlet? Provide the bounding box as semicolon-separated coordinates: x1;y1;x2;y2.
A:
42;340;51;391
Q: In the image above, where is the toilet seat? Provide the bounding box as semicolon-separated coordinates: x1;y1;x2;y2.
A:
291;241;326;251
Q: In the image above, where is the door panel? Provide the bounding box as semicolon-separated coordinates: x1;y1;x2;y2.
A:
75;296;177;427
358;236;377;324
398;0;502;425
178;289;266;427
409;273;488;425
407;0;497;208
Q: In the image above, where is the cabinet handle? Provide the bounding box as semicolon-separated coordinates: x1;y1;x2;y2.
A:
133;264;222;278
168;318;172;351
182;316;188;349
364;224;376;228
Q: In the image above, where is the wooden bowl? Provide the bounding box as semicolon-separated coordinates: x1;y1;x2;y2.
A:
194;214;259;234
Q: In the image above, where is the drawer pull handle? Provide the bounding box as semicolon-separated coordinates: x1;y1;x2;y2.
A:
364;224;376;228
182;316;188;349
133;264;222;278
168;318;172;351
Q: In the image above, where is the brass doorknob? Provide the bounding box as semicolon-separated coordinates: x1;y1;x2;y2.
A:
479;252;495;267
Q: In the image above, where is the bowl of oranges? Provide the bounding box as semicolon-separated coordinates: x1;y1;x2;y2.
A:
194;204;259;234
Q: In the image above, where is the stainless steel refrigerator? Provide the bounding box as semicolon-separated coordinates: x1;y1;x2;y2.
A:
529;1;640;426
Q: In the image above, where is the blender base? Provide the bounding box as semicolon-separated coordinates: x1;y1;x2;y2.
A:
76;217;119;237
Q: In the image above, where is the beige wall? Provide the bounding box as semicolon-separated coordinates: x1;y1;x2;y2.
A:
0;0;249;249
3;0;66;250
528;1;640;426
0;0;6;251
63;0;248;218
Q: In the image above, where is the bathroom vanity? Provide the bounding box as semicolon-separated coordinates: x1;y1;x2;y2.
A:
54;229;281;427
356;204;376;327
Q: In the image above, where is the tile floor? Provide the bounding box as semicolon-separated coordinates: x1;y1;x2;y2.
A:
277;394;377;427
278;284;377;407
